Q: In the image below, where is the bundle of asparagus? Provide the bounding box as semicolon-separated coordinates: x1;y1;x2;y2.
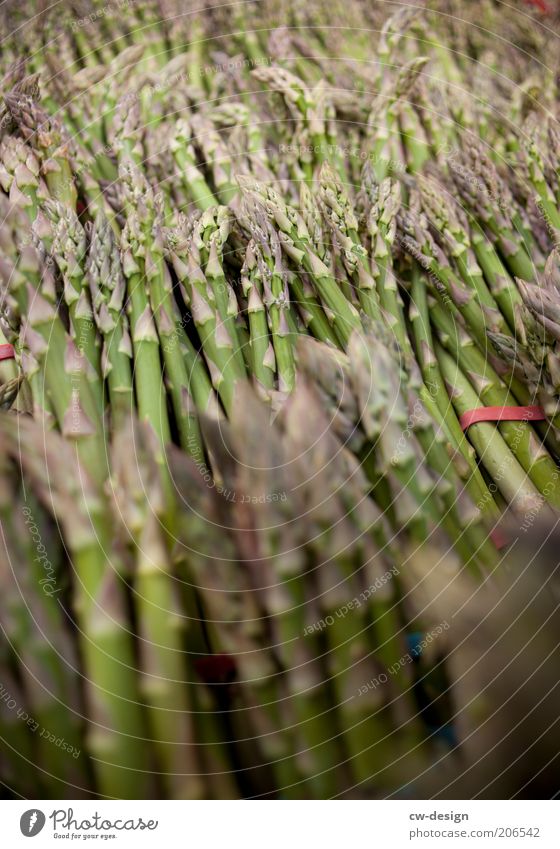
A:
1;0;560;799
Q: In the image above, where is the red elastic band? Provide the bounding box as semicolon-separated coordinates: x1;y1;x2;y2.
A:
523;0;551;13
489;527;509;550
194;654;236;684
459;405;546;431
0;344;15;362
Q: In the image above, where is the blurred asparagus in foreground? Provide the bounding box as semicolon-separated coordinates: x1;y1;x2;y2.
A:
1;0;560;801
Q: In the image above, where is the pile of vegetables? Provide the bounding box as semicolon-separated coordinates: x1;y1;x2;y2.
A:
1;0;560;799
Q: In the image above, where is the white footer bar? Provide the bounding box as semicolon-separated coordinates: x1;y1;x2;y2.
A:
1;799;558;848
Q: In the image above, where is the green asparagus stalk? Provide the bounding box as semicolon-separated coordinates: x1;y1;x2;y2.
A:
436;345;550;518
119;160;172;448
0;416;152;798
86;212;134;427
432;301;560;509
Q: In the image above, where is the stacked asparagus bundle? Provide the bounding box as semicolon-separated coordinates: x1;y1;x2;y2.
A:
1;0;560;799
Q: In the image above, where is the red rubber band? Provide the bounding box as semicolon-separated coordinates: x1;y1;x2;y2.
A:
194;654;236;684
0;344;15;361
459;405;546;431
523;0;551;13
460;404;544;551
489;527;509;550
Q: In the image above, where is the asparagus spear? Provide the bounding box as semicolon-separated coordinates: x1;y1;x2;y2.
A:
0;480;87;794
166;221;246;416
432;300;560;508
44;201;104;413
250;205;297;394
0;134;44;221
361;169;412;357
111;417;203;799
0;416;152;798
436;345;549;518
408;266;503;525
119;160;172;448
241;239;276;396
13;243;109;488
170;119;218;211
5;92;78;209
319;161;383;323
448;139;535;282
86;212;133;428
238;175;360;346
